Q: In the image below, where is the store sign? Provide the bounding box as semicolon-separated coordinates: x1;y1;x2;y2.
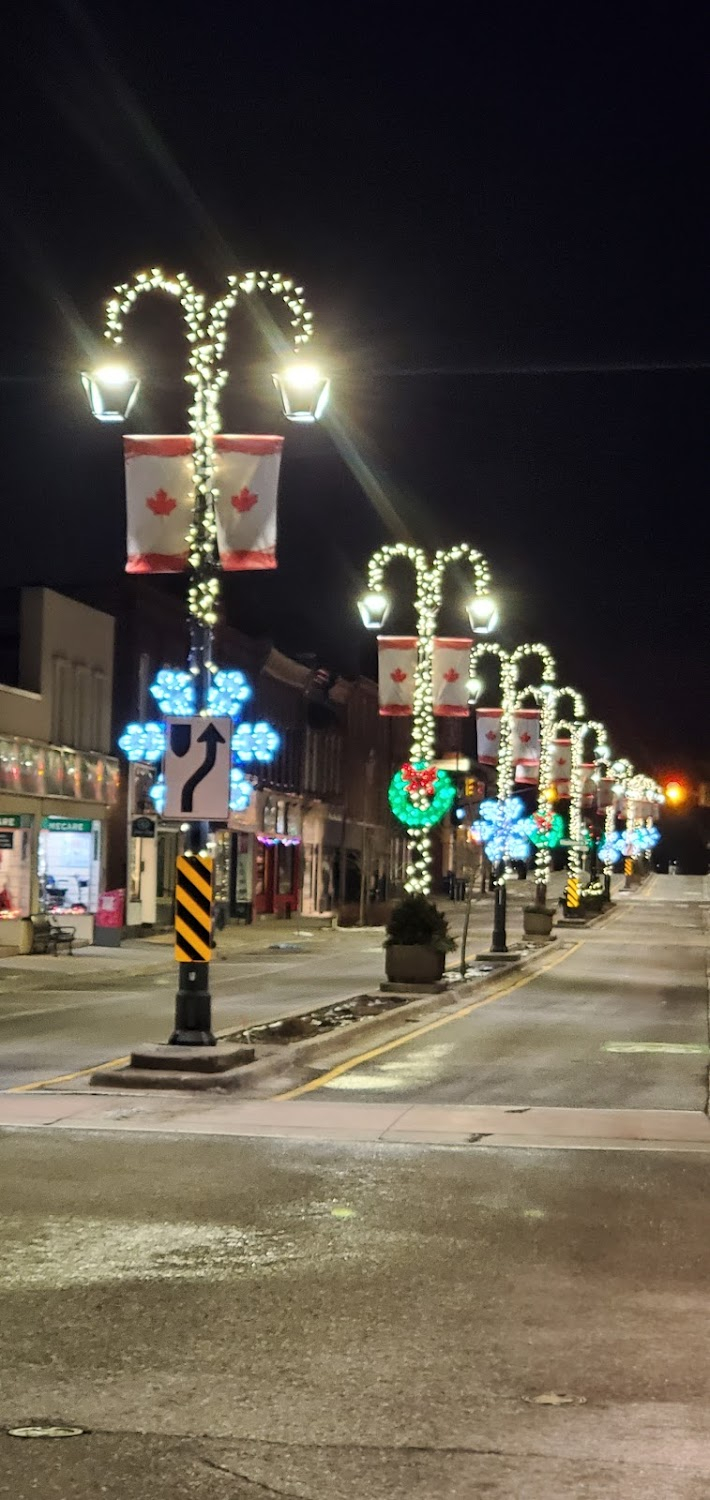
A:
131;816;156;838
41;818;93;833
0;815;33;829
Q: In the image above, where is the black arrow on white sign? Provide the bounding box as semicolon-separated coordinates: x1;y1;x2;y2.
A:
179;722;227;814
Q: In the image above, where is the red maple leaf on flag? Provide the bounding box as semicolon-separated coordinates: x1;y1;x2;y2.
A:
232;487;259;513
391;668;407;683
443;668;460;683
556;756;566;766
146;488;177;516
519;731;532;744
485;729;498;741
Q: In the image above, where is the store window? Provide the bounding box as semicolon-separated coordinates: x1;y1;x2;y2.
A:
38;817;101;914
0;816;32;919
277;844;295;896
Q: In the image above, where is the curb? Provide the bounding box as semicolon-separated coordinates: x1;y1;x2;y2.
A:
215;940;570;1094
86;938;573;1095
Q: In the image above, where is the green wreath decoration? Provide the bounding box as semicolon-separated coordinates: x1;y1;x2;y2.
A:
388;761;456;828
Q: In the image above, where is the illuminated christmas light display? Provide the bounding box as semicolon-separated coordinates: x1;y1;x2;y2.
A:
530;686;585;901
91;266;322;628
229;767;253;813
150;670;196;717
118;721;166;764
472;797;532;865
232;721;281;764
361;543;494;894
525;807;565;851
388;761;456;829
120;664;280;814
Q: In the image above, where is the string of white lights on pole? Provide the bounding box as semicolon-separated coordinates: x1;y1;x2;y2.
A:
94;266;321;627
363;542;494;895
470;641;556;879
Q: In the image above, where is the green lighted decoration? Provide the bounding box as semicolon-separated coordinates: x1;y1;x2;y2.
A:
525;808;565;851
388;761;456;828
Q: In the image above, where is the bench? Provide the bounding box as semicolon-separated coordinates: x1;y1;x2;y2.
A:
30;914;76;957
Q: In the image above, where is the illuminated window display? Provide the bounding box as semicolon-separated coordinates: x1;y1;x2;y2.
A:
0;816;32;919
38;817;101;914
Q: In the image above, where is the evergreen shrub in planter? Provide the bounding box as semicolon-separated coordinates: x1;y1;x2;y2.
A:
384;894;455;984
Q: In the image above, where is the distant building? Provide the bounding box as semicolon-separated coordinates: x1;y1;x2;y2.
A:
0;589;118;948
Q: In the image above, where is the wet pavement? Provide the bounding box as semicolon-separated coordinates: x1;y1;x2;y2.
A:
279;876;710;1112
0;881;565;1091
2;1130;710;1497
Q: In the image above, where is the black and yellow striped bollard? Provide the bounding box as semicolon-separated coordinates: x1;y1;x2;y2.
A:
171;853;216;1044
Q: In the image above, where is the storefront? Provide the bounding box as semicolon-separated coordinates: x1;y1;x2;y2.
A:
38;817;102;917
0;816;32;923
0;738;119;949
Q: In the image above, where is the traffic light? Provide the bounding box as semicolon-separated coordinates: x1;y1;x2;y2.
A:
664;780;687;807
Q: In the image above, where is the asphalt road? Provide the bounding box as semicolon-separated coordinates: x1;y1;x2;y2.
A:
283;876;710;1111
0;882;557;1091
2;1130;710;1498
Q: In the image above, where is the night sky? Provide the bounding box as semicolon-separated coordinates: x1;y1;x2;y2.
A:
0;5;707;778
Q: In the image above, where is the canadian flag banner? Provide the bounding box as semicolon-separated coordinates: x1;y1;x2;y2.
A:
433;637;472;717
476;708;502;765
214;435;284;570
124;436;193;573
581;763;597;803
511;708;540;766
377;637;418;716
551;738;572;796
515;760;540;786
597;777;614;810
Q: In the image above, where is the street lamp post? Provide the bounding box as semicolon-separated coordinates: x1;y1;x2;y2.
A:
530;685;585;907
358;543;496;897
84;266;328;1046
564;718;608;915
470;643;556;953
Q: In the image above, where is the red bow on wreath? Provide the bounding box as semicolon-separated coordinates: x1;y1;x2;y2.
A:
402;763;437;799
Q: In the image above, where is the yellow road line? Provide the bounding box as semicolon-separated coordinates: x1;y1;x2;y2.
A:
7;1055;131;1093
273;942;583;1101
5;1015;253;1094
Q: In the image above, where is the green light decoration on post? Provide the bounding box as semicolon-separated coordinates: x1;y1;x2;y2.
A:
388;762;456;828
524;808;565;851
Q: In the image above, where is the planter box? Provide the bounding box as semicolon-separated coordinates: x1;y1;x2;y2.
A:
523;906;554;938
384;944;445;985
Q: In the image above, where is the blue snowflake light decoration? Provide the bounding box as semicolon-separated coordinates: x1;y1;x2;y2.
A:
122;664;281;816
598;831;624;865
472;796;531;864
232;721;281;764
150;669;195;717
118;721;166;764
208;669;252;718
148;774;166;815
229;767;253;813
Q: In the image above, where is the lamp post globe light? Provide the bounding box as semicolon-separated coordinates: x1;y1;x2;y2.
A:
83;266;328;1048
469;642;556;954
358;543;496;897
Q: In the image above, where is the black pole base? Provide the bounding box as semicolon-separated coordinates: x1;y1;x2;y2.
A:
491;869;508;953
170;962;215;1046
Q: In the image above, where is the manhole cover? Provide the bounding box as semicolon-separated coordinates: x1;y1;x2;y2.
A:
8;1425;86;1439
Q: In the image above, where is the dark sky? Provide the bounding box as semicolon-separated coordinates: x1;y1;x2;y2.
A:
0;3;707;777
